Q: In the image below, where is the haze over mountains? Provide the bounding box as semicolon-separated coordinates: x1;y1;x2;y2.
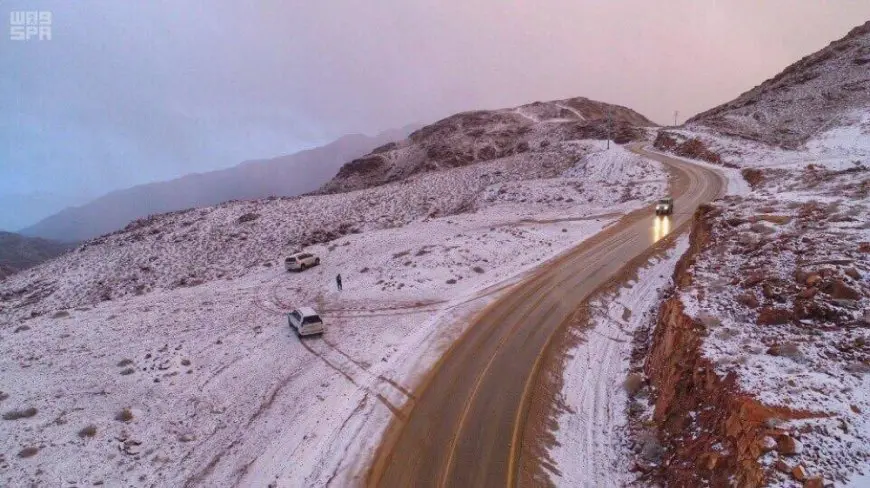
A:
20;127;416;242
0;232;73;279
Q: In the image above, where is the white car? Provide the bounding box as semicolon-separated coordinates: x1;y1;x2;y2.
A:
285;252;320;271
288;307;325;337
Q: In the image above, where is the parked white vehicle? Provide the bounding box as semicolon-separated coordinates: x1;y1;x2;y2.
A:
285;252;320;271
288;307;325;337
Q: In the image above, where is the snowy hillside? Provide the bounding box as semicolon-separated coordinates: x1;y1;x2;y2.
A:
0;142;665;322
0;142;669;487
320;97;655;193
688;21;870;149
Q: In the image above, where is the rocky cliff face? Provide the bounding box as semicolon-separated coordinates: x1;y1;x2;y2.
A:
645;206;787;487
645;179;870;487
320;97;655;193
687;21;870;149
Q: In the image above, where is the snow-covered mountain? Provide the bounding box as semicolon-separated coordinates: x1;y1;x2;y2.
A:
687;20;870;149
320;97;655;193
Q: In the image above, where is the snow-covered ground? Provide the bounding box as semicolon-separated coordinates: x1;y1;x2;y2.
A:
665;109;870;172
546;237;689;487
665;110;870;486
0;142;668;486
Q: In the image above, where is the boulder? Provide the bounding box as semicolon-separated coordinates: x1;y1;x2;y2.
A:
791;464;808;482
804;477;824;488
758;307;794;325
738;292;760;308
777;435;802;455
825;279;861;300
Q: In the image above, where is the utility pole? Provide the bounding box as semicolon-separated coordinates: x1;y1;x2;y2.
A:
673;110;679;127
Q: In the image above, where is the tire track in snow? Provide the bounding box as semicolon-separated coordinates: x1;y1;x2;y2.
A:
298;338;406;419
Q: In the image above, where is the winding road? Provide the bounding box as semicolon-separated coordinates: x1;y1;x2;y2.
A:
367;145;726;487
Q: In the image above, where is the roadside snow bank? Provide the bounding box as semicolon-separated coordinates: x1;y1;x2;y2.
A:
547;236;689;486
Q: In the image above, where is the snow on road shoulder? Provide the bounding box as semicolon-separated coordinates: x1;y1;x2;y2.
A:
546;236;689;487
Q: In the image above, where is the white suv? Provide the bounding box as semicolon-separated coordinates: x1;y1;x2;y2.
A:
288;307;325;336
285;252;320;271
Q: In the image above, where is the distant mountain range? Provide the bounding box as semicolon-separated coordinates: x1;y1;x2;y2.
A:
20;127;417;242
0;231;74;279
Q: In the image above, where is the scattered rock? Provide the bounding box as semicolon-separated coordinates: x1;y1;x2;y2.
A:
775;459;791;473
767;342;801;358
750;222;776;235
737;292;760;308
791;464;808;482
755;214;792;225
757;307;793;325
623;373;644;397
759;436;777;452
17;447;38;458
804;477;824;488
777;435;802;455
824;279;861;300
121;439;142;455
237;212;259;223
700;452;719;470
743;271;765;287
797;287;818;299
698;311;722;327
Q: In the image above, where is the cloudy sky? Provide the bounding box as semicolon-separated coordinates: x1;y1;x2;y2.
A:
2;0;869;230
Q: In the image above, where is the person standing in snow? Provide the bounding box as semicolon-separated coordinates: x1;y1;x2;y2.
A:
336;273;343;291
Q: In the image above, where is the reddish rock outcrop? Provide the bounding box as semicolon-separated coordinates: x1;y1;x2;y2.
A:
653;131;725;165
643;206;821;487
